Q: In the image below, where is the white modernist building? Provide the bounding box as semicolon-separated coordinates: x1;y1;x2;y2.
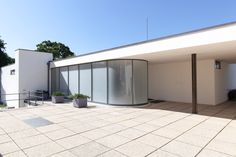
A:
1;22;236;111
0;49;53;108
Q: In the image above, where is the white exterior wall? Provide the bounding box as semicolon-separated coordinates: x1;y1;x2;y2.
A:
1;50;52;108
0;64;19;108
148;60;216;105
214;62;229;105
17;50;53;107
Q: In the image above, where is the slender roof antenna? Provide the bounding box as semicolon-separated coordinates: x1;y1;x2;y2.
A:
146;17;149;40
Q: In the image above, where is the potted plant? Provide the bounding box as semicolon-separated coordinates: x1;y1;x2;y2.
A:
0;103;7;110
70;93;90;108
52;92;65;103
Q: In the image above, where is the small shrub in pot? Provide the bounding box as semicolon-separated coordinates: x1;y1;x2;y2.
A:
52;92;65;103
71;94;89;108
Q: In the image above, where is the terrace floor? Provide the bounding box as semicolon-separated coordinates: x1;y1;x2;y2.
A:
0;101;235;157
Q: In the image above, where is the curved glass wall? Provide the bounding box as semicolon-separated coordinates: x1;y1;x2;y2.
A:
133;61;148;104
51;59;148;105
108;60;132;105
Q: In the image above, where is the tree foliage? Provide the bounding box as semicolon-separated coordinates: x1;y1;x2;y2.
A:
36;40;74;59
0;37;15;68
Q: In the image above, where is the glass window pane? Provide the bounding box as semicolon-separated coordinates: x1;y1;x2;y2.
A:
133;61;148;104
108;60;132;105
92;62;107;103
80;64;91;100
51;68;60;94
69;65;79;95
60;67;68;95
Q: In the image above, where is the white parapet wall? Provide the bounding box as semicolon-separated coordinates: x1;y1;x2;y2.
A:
148;59;229;105
0;64;19;108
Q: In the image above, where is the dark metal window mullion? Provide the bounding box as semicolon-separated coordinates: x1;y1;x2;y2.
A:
58;68;60;92
67;66;69;96
106;61;109;104
50;69;53;95
78;65;80;94
131;60;134;105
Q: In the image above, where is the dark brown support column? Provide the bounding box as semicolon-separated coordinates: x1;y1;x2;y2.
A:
192;54;197;114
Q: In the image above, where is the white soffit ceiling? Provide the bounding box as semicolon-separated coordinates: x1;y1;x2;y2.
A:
127;40;236;63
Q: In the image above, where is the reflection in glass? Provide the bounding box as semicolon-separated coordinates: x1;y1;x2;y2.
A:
69;65;79;95
133;61;148;104
52;60;148;105
108;60;132;105
80;64;91;100
51;68;60;93
92;62;107;103
59;67;68;95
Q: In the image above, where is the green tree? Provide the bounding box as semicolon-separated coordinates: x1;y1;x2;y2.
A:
0;37;15;68
36;40;74;59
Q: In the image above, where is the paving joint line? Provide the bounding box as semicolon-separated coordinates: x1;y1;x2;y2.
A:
145;103;233;157
97;107;194;156
194;114;236;156
0;126;30;157
1;103;233;157
12;103;220;156
48;104;189;157
22;103;191;156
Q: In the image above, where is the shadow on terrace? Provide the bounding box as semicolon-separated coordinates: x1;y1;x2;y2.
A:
135;101;236;120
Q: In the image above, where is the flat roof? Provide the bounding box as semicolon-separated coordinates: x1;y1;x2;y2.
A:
15;49;52;55
53;21;236;63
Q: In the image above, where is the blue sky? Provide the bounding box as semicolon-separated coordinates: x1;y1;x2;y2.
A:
1;0;236;57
